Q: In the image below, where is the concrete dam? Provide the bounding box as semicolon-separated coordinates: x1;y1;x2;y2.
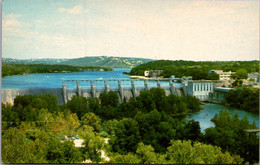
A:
1;79;184;105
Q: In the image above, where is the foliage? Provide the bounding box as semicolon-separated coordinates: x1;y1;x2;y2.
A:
99;91;119;107
166;140;243;164
109;153;141;164
136;142;167;164
130;60;259;79
232;68;248;79
207;72;219;80
66;96;89;119
81;112;101;132
2;92;258;164
2;62;112;77
225;87;259;114
203;110;259;164
77;125;105;163
110;118;141;154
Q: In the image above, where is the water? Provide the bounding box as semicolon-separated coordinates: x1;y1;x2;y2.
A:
2;68;179;89
2;68;131;89
2;68;259;131
184;103;259;132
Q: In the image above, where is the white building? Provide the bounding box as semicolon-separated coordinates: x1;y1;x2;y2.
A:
184;80;214;101
144;71;150;77
248;72;260;82
208;70;234;81
144;70;163;77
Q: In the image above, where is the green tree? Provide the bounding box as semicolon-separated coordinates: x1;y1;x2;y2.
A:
46;138;83;163
204;110;259;164
166;140;243;164
232;68;248;79
67;96;88;119
78;125;105;163
81;112;101;132
207;72;219;80
2;127;47;163
108;153;141;164
136;90;156;113
111;118;141;154
99;91;119;107
136;142;166;164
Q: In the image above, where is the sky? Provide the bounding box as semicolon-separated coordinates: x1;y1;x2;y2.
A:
2;0;259;61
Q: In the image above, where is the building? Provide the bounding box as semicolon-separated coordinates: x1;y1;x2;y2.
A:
248;72;260;82
208;70;234;81
144;70;163;77
183;80;214;101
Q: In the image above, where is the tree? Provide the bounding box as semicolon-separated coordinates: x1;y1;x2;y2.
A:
149;88;167;112
99;91;119;107
81;112;101;132
232;69;248;79
204;110;259;164
78;125;105;163
2;127;47;163
108;153;141;164
207;72;219;80
136;142;166;164
46;138;83;163
166;140;243;164
66;96;88;119
136;90;156;113
185;95;201;112
111;118;141;154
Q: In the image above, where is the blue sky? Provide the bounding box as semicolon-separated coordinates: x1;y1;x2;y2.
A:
2;0;259;61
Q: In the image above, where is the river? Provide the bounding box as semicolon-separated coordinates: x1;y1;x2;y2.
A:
2;68;259;131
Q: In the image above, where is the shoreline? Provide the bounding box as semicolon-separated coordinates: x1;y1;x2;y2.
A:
128;75;165;80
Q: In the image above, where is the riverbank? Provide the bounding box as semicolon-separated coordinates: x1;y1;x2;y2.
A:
2;63;113;77
129;75;165;79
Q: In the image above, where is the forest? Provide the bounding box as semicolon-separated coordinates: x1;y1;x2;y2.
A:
225;87;259;114
2;62;113;77
2;89;259;164
130;60;259;80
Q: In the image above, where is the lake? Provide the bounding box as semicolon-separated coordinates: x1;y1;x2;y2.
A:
2;68;259;131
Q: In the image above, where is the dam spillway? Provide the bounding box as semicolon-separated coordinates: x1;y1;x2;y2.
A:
62;79;183;104
1;79;183;105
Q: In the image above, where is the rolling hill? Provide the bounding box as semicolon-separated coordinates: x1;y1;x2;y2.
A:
3;56;154;68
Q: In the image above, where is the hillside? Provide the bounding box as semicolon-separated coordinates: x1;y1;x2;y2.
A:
130;60;259;80
2;63;112;77
3;56;154;68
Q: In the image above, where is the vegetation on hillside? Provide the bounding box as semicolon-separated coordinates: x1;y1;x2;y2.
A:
2;63;113;77
2;89;258;164
130;60;259;80
3;56;154;68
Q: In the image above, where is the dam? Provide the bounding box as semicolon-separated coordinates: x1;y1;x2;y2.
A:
1;79;221;105
62;79;184;104
2;79;183;105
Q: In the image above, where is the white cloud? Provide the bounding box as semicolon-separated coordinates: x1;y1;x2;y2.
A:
58;5;87;14
2;14;24;28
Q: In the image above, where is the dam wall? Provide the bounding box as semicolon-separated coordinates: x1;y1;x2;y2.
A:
208;87;232;104
2;79;183;105
62;79;183;104
1;88;65;105
2;79;228;105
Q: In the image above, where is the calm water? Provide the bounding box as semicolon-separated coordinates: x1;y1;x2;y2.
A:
2;68;180;89
184;103;259;132
2;68;259;131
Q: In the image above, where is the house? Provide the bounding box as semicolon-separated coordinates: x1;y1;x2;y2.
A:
248;72;260;82
144;70;163;77
208;70;234;81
